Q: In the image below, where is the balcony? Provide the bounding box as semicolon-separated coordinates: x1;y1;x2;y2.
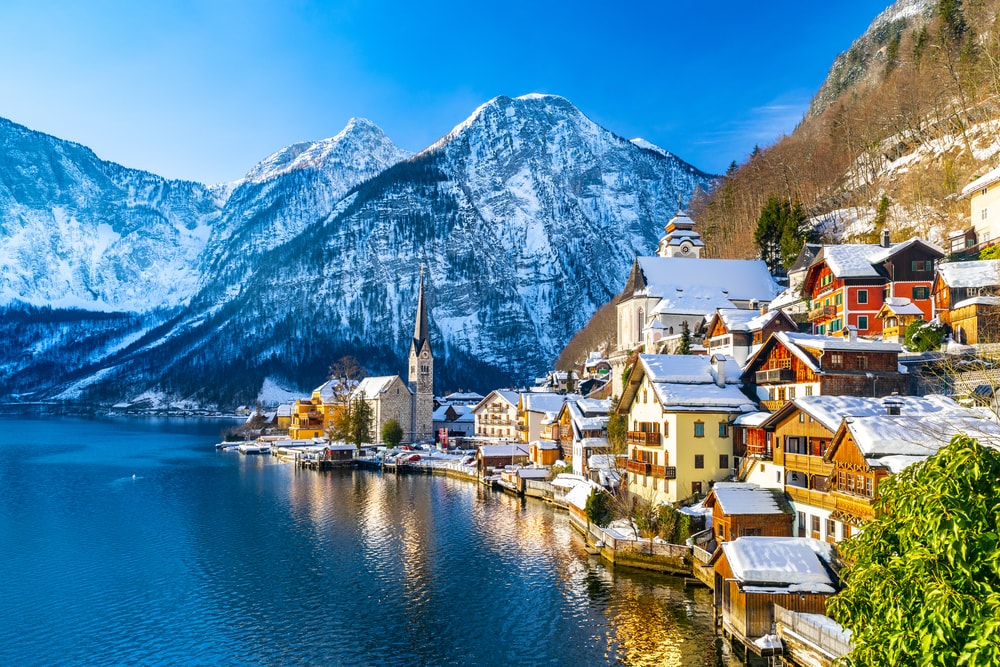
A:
516;423;528;433
808;305;837;322
784;454;834;477
626;460;676;479
786;485;837;512
755;368;796;384
627;431;661;445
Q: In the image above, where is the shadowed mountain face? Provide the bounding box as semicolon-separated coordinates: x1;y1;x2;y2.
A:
0;95;713;408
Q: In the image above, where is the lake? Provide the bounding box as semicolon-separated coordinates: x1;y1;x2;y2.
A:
0;415;741;666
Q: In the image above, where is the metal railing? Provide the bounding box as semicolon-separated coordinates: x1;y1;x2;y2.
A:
775;605;852;659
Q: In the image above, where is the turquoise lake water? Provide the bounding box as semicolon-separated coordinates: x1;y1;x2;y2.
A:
0;415;739;666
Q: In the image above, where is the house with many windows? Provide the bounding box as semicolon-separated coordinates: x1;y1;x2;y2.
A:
932;259;1000;345
616;354;756;505
741;329;907;411
824;408;1000;532
471;390;520;441
704;307;798;367
802;235;943;338
956;165;1000;253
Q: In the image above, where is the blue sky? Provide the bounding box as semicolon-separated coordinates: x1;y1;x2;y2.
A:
0;1;890;184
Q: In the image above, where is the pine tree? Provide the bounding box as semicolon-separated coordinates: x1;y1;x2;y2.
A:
679;321;692;355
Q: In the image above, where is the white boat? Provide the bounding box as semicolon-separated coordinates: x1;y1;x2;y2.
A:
237;442;271;455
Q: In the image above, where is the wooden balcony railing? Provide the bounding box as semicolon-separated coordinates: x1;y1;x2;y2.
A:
626;431;661;445
786;485;837;511
808;305;837;322
755;368;796;384
625;460;675;478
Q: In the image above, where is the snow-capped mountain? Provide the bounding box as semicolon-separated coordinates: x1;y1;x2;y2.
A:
0;117;224;311
0;95;713;408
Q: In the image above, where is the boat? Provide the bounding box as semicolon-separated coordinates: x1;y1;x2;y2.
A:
237;442;271;455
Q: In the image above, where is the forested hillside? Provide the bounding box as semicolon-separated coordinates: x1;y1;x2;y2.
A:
692;0;1000;259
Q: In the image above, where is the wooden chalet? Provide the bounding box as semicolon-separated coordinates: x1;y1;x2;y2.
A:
875;297;925;344
741;329;906;412
803;236;943;337
703;483;792;547
711;537;838;657
933;260;1000;344
704;307;798;367
824;409;1000;531
476;444;530;471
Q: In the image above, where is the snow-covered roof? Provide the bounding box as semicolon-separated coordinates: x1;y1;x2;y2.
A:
936;260;1000;288
773;394;959;433
637;257;780;305
478;444;530;457
353;375;406;398
815;244;888;278
530;439;561;450
953;295;1000;309
878;297;924;316
522;392;567;416
721;537;836;593
516;468;551;479
565;481;605;510
733;411;771;427
444;391;485;402
867;237;944;265
962;164;1000;196
651;382;756;413
640;354;740;385
711;308;761;333
709;483;790;516
768;286;806;310
841;411;1000;467
576;398;611;415
473;390;520;413
764;332;901;374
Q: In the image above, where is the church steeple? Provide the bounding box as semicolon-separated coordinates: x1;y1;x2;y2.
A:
656;200;704;258
411;265;430;355
408;265;433;442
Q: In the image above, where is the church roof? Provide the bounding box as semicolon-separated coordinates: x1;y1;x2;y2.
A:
353;376;410;399
411;267;430;354
635;257;780;306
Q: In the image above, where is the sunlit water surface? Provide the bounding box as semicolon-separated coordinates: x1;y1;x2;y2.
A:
0;416;742;666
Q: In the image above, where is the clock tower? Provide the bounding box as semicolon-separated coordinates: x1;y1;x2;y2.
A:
408;266;434;442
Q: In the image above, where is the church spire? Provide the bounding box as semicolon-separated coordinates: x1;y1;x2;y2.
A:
413;264;429;351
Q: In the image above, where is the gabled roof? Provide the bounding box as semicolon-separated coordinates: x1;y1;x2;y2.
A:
935;260;1000;289
471;390;520;414
353;375;408;398
743;331;901;377
961;164;1000;196
805;238;943;285
877;297;924;317
761;394;960;433
828;409;1000;473
622;256;780;307
716;537;837;593
707;307;796;337
521;392;569;417
705;483;792;516
622;354;756;415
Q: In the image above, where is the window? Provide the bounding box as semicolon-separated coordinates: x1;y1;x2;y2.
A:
718;422;728;438
643;390;647;403
799;412;805;423
830;319;842;332
776;470;781;483
835;292;843;305
982;208;989;221
911;259;932;272
797;512;806;537
811;515;820;533
856;355;868;370
829;353;843;367
805;385;813;396
913;286;930;300
826;519;835;537
694;421;705;437
866;476;874;497
788;386;796;399
692;482;703;496
694;454;704;469
856;289;867;304
856;474;865;494
719;454;729;469
741;527;762;537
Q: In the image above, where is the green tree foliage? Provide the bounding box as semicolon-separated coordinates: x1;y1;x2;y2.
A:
607;413;627;455
679;321;692;354
904;319;946;351
979;245;1000;260
585;488;614;528
754;195;811;274
381;418;403;448
348;397;373;451
829;436;1000;666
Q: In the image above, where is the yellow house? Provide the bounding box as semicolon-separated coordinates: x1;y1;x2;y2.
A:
875;297;924;343
516;392;566;444
287;380;347;440
961;165;1000;250
617;354;756;505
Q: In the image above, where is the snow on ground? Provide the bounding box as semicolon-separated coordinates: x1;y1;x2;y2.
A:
257;377;302;407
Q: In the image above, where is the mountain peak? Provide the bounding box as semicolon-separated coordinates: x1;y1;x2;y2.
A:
243;117;407;184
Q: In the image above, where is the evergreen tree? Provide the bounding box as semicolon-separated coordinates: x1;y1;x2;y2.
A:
755;195;811;274
381;418;403;448
348;397;373;451
679;321;692;354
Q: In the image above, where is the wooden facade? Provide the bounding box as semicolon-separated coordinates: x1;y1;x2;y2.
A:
713;548;832;648
704;487;793;545
823;426;884;528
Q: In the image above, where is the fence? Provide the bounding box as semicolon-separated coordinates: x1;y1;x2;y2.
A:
774;605;853;659
587;523;691;560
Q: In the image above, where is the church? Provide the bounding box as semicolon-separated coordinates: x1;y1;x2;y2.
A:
347;267;435;444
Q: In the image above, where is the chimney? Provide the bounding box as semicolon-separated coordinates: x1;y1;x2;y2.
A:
844;325;858;343
760;303;768;315
880;229;891;248
883;392;903;416
712;354;727;387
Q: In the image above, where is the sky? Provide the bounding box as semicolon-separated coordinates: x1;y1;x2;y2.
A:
0;1;892;185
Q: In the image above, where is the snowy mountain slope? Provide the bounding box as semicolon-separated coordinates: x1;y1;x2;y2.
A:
55;95;713;406
0;117;224;311
0;95;713;407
